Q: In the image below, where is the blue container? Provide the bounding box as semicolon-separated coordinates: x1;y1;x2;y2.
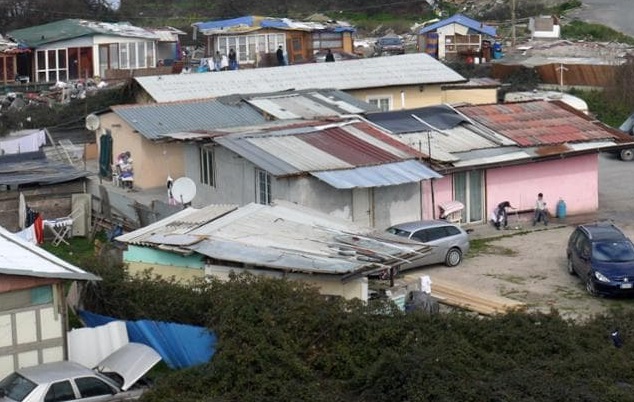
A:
556;199;567;219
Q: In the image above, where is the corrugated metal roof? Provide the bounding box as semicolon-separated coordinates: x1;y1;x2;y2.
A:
457;101;627;146
419;13;497;36
246;89;373;119
0;151;90;186
312;160;441;189
116;204;238;244
135;53;466;103
0;225;99;281
111;99;267;140
214;120;425;178
9;19;157;48
118;201;431;276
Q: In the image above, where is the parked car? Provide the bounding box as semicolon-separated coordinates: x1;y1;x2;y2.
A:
374;35;405;56
386;220;470;269
566;222;634;296
0;343;161;402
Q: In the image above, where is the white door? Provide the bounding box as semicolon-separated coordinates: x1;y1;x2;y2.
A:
352;188;373;227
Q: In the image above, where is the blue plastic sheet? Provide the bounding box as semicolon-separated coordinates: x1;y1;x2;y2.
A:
79;311;216;369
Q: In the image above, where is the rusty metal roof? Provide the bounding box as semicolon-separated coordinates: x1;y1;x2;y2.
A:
457;100;630;147
214;119;439;187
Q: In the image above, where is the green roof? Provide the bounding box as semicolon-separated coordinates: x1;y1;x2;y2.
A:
8;19;158;48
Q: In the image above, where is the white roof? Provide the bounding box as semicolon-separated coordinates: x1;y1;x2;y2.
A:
135;53;467;103
0;225;99;280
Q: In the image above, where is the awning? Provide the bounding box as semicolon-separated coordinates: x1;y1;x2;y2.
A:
311;160;441;189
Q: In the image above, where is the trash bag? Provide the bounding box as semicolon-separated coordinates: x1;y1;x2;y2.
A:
404;290;439;314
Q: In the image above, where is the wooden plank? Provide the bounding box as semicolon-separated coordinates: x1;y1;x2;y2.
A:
403;274;524;315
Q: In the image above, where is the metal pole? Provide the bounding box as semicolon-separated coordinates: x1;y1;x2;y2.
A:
511;0;517;46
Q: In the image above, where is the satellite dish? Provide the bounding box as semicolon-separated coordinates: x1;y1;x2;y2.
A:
85;113;100;131
171;177;197;205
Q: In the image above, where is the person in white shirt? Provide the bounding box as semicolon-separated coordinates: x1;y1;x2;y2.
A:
533;192;548;226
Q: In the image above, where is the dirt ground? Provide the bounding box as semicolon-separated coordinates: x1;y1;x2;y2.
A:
400;222;634;321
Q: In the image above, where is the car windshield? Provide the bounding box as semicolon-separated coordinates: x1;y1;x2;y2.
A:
0;372;37;402
379;38;402;45
593;241;634;262
386;227;411;238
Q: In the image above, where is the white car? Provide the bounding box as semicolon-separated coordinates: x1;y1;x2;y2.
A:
0;343;161;402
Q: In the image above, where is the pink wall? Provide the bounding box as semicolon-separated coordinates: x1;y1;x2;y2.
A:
486;154;598;215
421;177;454;220
420;154;598;221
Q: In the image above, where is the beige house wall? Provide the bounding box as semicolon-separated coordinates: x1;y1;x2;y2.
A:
349;84;445;111
126;261;205;282
98;113;186;190
442;87;497;105
205;265;368;301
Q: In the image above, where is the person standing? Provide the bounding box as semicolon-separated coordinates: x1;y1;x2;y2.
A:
213;51;222;71
533;193;548;226
228;48;238;70
276;45;285;66
325;48;335;62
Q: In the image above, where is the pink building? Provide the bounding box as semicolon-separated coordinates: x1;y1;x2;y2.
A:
366;101;634;224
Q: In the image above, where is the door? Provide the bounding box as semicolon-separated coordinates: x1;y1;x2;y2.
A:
453;170;484;223
287;32;305;64
571;232;592;277
352;188;373;227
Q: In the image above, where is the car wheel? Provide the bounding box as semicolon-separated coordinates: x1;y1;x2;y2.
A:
566;257;577;276
586;275;599;296
620;149;634;161
445;248;462;267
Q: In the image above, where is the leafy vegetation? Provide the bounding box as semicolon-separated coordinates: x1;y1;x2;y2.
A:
44;245;634;402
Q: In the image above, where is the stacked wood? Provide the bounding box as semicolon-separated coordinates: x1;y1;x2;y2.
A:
429;277;525;315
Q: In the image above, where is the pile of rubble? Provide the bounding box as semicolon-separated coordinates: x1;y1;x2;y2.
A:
0;78;110;111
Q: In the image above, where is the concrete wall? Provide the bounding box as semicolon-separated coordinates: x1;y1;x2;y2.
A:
205;265;368;301
185;144;425;228
123;246;206;281
98;113;185;190
486;154;599;215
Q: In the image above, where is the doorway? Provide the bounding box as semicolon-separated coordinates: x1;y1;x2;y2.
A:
453;170;484;223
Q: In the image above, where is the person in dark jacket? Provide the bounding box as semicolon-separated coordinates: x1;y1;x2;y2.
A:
276;45;285;66
228;48;238;70
494;201;514;230
325;48;335;62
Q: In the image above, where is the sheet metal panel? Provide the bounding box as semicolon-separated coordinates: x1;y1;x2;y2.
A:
116;205;238;244
135;54;466;103
0;225;99;280
301;126;402;165
458;101;620;146
112;100;266;140
311;160;441;189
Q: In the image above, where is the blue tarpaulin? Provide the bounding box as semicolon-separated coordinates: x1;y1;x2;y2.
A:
79;311;216;369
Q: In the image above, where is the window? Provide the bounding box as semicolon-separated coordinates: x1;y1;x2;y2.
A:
35;49;68;82
44;381;75;402
312;32;343;50
216;33;287;64
367;96;392;112
76;377;115;398
256;169;272;205
199;146;215;187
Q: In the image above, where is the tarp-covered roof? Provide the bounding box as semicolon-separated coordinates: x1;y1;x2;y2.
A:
0;225;99;280
193;15;355;35
9;19;158;48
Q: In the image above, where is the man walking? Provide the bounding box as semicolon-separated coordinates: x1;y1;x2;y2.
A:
533;193;548;226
